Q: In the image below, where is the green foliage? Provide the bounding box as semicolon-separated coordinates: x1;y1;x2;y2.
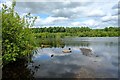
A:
2;1;37;65
32;27;119;38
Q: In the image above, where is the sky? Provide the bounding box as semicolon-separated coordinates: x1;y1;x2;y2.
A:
0;0;119;29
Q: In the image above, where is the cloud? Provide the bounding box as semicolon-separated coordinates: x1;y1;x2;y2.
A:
86;9;105;17
0;3;2;10
70;19;100;28
112;3;120;9
15;2;91;19
112;3;120;15
0;1;12;10
82;19;100;27
5;1;12;7
35;16;68;26
52;8;75;18
15;2;82;14
52;6;90;19
43;16;68;24
101;14;118;22
71;22;81;26
1;0;119;28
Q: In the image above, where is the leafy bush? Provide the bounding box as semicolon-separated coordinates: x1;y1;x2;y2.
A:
2;1;37;65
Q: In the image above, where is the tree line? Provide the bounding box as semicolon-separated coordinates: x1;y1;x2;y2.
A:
31;27;119;33
31;27;119;37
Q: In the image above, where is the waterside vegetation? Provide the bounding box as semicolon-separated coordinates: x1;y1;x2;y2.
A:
2;1;37;65
32;27;119;38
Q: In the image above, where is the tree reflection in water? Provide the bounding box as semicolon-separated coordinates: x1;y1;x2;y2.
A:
2;58;35;80
2;37;118;79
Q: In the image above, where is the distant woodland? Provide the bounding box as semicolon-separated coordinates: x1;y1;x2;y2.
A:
31;27;119;38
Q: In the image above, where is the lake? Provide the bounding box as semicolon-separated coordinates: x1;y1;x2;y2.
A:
29;37;119;78
2;37;119;79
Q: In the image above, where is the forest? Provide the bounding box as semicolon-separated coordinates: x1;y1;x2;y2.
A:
31;27;119;38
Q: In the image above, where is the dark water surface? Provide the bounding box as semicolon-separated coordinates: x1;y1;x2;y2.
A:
2;37;119;79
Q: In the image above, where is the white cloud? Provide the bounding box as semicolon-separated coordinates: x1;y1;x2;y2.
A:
62;0;71;5
112;3;119;9
3;1;12;8
0;3;2;10
5;1;12;7
35;16;43;26
71;7;85;13
43;16;68;24
101;14;118;22
86;9;105;17
35;16;68;26
70;19;100;27
71;22;81;26
19;13;28;17
82;19;100;27
1;0;118;28
111;15;118;20
0;1;12;10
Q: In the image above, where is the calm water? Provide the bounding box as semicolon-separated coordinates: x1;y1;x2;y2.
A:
2;37;119;79
29;37;119;78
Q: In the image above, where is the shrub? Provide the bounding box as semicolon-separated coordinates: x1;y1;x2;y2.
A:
2;1;37;65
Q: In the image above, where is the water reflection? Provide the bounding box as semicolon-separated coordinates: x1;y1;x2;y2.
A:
2;59;35;79
39;38;65;48
2;37;118;79
29;37;118;78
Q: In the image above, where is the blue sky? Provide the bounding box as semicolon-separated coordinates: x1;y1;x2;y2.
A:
0;0;119;28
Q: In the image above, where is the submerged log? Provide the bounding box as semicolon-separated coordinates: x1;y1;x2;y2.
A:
62;50;72;53
80;48;92;56
62;48;72;53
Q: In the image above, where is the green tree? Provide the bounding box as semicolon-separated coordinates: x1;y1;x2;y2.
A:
2;1;37;65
